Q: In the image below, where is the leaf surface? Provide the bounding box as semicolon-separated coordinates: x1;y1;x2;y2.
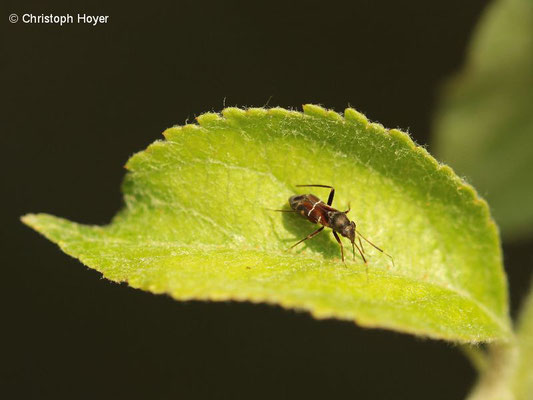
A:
23;105;511;342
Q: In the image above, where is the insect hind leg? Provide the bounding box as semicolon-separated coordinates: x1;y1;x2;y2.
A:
296;184;335;206
289;226;325;250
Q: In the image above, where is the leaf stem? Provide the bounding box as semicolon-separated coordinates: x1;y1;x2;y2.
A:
460;344;488;372
466;341;518;400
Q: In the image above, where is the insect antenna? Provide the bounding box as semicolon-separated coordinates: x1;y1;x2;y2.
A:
356;230;395;268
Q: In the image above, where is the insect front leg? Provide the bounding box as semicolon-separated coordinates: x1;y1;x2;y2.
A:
352;239;368;280
332;231;345;263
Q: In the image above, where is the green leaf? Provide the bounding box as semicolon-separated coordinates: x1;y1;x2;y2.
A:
433;0;533;239
22;105;511;343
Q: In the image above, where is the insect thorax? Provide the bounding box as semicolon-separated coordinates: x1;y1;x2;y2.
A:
328;211;346;227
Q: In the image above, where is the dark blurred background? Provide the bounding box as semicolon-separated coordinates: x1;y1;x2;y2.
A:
2;0;531;399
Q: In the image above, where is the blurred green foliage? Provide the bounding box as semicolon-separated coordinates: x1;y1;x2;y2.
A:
434;0;533;240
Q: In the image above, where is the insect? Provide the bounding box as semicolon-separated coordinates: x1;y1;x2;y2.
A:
274;185;394;271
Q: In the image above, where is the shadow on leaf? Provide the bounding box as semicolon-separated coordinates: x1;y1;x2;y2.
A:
275;206;342;261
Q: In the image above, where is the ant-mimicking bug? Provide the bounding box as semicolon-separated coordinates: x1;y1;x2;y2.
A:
274;185;394;272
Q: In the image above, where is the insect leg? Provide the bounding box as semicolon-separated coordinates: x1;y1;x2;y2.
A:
289;226;325;250
268;209;297;212
327;187;335;206
352;240;367;264
296;184;335;206
352;239;368;280
332;231;345;263
356;230;395;268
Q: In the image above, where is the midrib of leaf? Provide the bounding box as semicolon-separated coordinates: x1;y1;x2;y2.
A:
22;105;510;343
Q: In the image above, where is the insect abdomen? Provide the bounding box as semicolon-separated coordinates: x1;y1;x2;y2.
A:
288;195;306;210
289;194;329;226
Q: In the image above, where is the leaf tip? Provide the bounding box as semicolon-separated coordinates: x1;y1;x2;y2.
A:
20;213;37;228
20;213;54;237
